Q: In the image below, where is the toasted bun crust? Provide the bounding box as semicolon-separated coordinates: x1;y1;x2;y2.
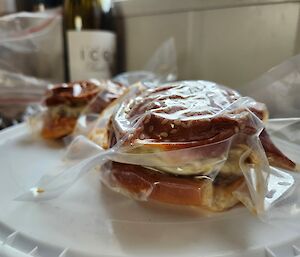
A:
45;81;101;107
104;162;245;212
109;81;268;148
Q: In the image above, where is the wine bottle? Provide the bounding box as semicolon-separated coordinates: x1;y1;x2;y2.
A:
63;0;116;81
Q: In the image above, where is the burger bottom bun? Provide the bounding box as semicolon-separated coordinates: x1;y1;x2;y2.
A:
102;161;245;212
41;116;77;139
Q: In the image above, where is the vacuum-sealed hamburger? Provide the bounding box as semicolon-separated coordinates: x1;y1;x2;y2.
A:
40;80;126;139
100;81;296;212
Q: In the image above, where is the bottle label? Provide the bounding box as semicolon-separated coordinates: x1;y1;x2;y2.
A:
67;30;116;81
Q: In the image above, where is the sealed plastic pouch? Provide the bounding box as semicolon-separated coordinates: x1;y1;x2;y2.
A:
94;82;271;212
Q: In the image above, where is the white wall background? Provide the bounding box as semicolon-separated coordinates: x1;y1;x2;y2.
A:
117;0;300;88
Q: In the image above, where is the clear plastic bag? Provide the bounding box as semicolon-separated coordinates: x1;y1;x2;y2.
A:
258;118;300;231
0;10;64;82
240;54;300;118
0;69;48;129
113;38;177;87
16;80;298;220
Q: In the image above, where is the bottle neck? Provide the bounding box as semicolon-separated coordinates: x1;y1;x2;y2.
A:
64;0;115;31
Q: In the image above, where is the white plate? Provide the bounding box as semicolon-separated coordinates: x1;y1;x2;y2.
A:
0;124;299;257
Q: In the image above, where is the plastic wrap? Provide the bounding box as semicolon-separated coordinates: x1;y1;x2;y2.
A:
0;10;64;82
95;81;271;212
16;80;299;221
113;38;177;87
258;118;300;230
0;69;48;129
240;54;300;118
